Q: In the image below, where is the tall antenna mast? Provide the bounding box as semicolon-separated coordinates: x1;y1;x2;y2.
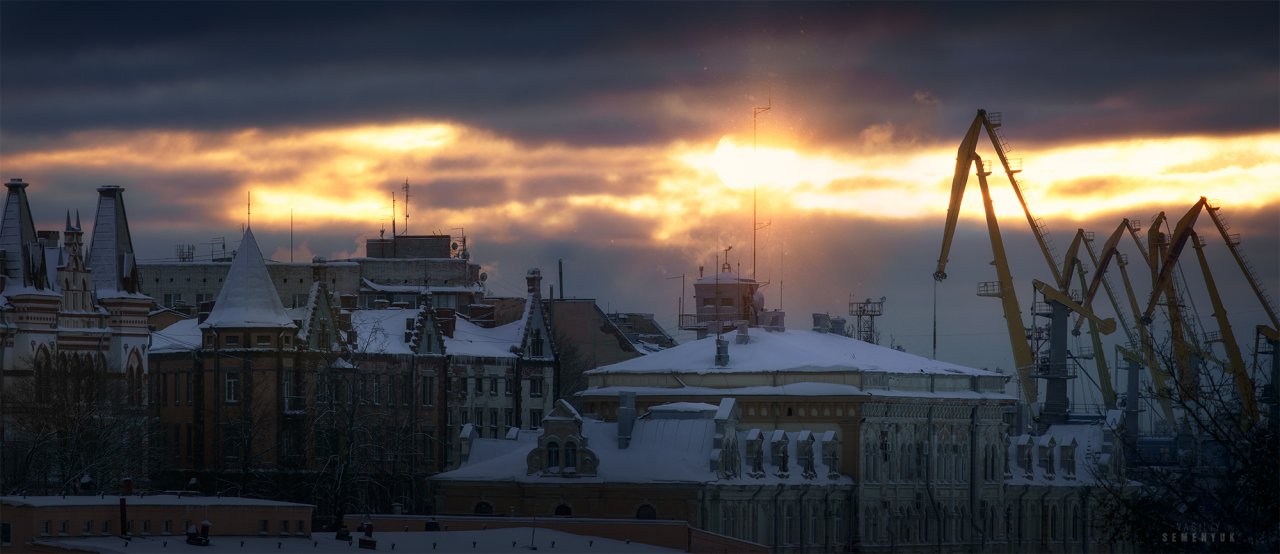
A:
752;88;772;280
403;179;411;235
290;209;294;263
246;190;251;228
391;191;397;237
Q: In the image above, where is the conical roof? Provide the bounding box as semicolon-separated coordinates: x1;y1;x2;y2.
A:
201;227;295;329
0;179;38;286
87;185;139;295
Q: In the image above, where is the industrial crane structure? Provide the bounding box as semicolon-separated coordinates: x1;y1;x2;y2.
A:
934;109;1115;428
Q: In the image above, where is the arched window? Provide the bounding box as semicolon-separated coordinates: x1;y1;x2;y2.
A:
1051;505;1059;540
554;504;572;517
635;504;656;520
564;442;578;469
1072;505;1080;541
546;441;560;468
473;502;493;515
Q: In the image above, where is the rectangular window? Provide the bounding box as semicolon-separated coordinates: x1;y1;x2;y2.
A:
225;372;240;403
489;377;498;396
424;426;436;462
101;520;111;535
84;520;93;535
41;521;51;536
504;377;513;396
475;377;483;395
421;376;433;406
2;522;11;545
225;334;239;346
373;376;381;405
142;520;151;535
489;408;499;437
59;520;69;535
163;520;172;535
505;408;514;429
186;373;193;404
474;408;484;428
161;372;169;406
256;335;271;347
528;378;543;397
297;521;305;535
529;409;543;429
281;520;290;535
259;520;269;535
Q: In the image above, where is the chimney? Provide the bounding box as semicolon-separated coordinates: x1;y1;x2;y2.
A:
714;337;729;367
437;307;457;337
617;392;636;449
526;268;543;299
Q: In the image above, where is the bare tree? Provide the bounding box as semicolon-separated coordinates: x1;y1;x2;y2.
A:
2;353;148;495
1092;345;1279;552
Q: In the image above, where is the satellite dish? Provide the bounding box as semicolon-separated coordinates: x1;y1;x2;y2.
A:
451;242;459;251
479;272;488;282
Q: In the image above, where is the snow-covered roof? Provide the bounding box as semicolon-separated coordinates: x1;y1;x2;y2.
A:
201;228;295;330
647;402;719;414
0;180;38;286
151;318;202;354
351;308;418;355
446;314;524;358
361;278;483;294
588;329;998;376
694;272;756;286
436;408;852;486
86;185;142;297
33;529;677;553
1006;422;1113;486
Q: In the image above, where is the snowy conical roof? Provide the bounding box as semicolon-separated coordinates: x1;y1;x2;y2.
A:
87;186;138;294
201;228;295;329
0;180;38;286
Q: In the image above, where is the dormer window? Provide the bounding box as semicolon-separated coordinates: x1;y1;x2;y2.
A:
547;441;560;468
564;442;578;469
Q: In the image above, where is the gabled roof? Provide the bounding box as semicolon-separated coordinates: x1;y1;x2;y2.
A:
201;228;295;329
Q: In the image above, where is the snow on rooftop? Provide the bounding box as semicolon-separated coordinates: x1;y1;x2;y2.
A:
350;307;418;355
151;318;202;353
437;411;852;486
34;528;677;553
201;228;296;330
446;314;524;358
1006;423;1111;487
693;271;756;286
647;402;719;414
361;278;483;294
587;328;997;376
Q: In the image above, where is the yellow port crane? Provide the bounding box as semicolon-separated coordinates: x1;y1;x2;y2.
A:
935;109;1116;411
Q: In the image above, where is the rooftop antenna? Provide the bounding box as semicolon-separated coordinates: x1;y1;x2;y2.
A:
403;179;411;235
391;191;397;237
246;190;251;228
290;209;294;263
752;87;772;280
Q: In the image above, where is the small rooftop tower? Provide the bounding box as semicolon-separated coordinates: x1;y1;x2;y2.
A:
681;252;762;334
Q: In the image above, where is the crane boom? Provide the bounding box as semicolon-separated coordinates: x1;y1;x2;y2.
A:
979;117;1064;287
977;163;1039;404
1205;201;1279;329
934;112;987;281
1189;230;1258;422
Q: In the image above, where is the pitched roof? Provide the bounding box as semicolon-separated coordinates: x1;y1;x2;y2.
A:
587;328;997;376
201;228;295;329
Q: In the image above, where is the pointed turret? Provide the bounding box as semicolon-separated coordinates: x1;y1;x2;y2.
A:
201;227;295;329
0;179;39;288
87;185;139;295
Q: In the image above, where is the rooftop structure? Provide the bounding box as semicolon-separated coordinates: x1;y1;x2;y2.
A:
200;228;295;329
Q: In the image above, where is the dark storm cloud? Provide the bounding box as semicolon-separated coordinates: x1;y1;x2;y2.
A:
2;2;1275;151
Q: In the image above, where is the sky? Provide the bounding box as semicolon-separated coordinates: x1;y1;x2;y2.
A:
2;2;1278;403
